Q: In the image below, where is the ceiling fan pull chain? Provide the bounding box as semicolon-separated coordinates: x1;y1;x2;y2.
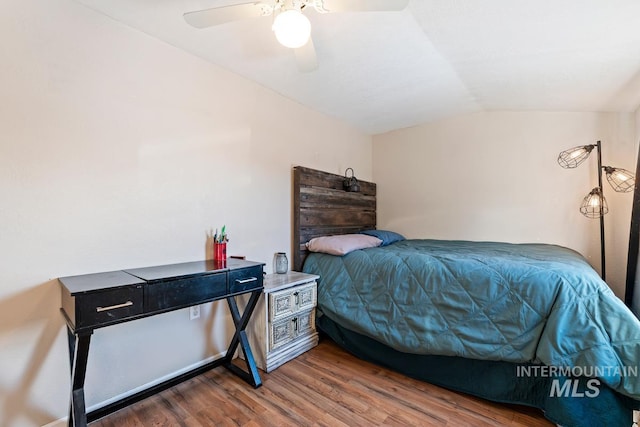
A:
292;0;305;8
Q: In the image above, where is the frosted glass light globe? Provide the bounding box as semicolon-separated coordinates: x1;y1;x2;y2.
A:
272;10;311;49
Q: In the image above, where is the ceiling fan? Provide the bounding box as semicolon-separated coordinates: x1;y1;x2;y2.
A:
184;0;410;72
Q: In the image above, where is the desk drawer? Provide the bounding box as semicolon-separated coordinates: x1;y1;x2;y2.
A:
229;265;263;294
76;286;144;329
146;273;227;312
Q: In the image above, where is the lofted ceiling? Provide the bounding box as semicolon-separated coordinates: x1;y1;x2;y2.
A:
74;0;640;135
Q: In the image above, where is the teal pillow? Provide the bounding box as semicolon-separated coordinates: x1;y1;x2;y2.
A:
360;229;405;246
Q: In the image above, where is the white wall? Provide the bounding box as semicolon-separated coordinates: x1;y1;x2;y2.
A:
373;111;637;297
0;1;371;425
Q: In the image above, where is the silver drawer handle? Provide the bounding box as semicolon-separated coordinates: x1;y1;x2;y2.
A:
96;301;134;312
235;277;258;284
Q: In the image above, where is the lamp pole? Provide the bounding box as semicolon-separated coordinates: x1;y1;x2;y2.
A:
596;140;606;281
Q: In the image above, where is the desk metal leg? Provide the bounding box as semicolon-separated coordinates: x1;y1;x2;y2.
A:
225;290;262;388
67;328;91;427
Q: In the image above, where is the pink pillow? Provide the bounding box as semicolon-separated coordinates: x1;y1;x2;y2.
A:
306;234;382;256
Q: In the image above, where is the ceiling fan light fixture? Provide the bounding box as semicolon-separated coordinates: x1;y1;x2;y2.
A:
272;9;311;49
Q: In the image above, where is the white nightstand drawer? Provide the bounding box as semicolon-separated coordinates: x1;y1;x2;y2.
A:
269;309;315;351
297;284;316;312
270;316;295;350
270;291;294;322
240;271;320;372
268;282;316;322
296;309;314;336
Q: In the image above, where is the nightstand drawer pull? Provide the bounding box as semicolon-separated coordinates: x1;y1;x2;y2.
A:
96;301;134;312
235;277;258;284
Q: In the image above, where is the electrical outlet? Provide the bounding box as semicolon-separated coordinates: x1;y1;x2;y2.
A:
189;305;200;320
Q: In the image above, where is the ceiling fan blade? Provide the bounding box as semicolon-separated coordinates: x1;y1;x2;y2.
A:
294;37;319;73
320;0;409;13
184;2;265;29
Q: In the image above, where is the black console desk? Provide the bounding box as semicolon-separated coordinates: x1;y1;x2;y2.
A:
59;258;265;427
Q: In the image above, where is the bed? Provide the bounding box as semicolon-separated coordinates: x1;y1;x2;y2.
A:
292;166;640;427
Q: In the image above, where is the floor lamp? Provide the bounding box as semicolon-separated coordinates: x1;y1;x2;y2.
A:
557;141;635;281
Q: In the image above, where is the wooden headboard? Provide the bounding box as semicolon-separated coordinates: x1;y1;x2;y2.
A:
292;166;376;271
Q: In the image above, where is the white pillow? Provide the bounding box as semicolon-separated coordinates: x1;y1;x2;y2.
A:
306;234;382;256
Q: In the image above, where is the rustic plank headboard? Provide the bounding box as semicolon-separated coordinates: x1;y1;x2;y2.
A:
292;166;376;271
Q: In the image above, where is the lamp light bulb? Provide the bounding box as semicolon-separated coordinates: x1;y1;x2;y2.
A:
272;9;311;49
616;172;630;182
570;149;585;159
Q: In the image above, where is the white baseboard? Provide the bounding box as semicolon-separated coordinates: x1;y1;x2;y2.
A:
86;350;225;412
44;350;226;426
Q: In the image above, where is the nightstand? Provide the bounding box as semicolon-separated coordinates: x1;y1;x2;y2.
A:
240;271;320;372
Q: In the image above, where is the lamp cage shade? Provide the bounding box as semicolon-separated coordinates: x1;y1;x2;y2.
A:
557;145;595;169
604;166;635;193
579;187;608;219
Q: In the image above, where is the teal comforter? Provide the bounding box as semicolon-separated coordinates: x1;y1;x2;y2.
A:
302;239;640;400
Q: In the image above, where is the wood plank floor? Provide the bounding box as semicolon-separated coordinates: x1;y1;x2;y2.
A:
92;339;554;426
